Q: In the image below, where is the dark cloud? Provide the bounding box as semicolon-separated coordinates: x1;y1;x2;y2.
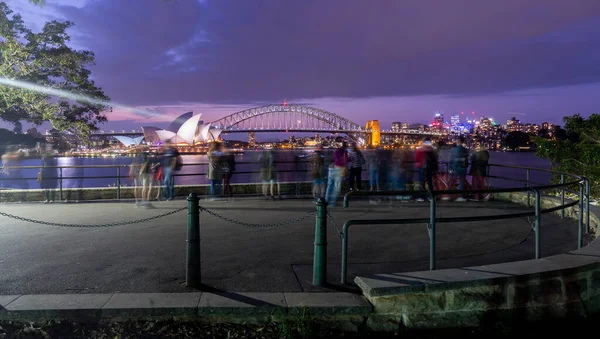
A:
53;0;600;105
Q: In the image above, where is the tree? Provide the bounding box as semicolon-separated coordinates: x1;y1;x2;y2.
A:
504;131;530;150
0;2;110;136
535;114;600;197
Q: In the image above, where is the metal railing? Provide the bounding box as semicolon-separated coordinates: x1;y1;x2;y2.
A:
0;159;320;200
338;163;592;285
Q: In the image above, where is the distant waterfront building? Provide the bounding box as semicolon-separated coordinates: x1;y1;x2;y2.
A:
410;123;427;131
391;122;402;132
248;132;256;147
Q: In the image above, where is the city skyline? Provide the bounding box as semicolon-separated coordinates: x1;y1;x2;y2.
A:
2;0;600;132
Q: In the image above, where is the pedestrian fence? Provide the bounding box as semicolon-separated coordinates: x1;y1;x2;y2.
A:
0;158;551;201
338;163;592;285
0;164;593;289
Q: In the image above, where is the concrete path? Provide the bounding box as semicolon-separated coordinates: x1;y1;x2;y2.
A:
0;197;586;294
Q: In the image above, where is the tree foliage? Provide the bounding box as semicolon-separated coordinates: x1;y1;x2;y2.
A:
535;114;600;197
0;2;110;136
504;131;530;150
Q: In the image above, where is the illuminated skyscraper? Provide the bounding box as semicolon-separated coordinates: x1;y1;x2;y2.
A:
451;114;460;126
432;113;444;130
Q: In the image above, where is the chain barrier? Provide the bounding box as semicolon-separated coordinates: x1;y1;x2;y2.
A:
0;207;187;228
199;206;315;227
327;211;343;238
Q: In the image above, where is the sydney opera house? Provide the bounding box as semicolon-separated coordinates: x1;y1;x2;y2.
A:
114;112;223;148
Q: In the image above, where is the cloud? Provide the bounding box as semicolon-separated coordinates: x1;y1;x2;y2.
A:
3;0;600;124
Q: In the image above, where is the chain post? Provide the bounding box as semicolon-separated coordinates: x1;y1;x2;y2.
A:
429;191;436;270
578;183;584;249
59;167;63;201
186;193;201;288
312;198;327;287
534;189;541;259
560;174;565;219
117;166;121;200
526;169;531;208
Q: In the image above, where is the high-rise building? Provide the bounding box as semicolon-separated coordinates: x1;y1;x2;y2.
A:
432;113;444;130
391;122;402;132
401;122;409;129
542;122;549;130
506;117;520;132
451;114;460;126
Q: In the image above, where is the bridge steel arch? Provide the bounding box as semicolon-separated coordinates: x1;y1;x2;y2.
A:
210;104;365;132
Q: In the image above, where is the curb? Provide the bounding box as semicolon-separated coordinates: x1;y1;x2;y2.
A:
0;292;372;321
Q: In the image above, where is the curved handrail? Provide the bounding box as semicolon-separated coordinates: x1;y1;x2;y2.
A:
337;163;591;285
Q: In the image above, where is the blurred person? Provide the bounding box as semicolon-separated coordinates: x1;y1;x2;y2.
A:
367;147;382;191
469;144;490;201
221;144;236;198
39;144;58;203
207;141;223;199
449;136;469;201
310;145;326;200
138;149;155;208
325;142;348;206
347;143;365;191
162;143;180;201
415;138;438;202
151;155;163;201
128;149;142;205
1;145;28;202
65;156;84;203
259;149;281;200
388;147;412;199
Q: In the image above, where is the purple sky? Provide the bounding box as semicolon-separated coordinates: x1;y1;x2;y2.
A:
4;0;600;131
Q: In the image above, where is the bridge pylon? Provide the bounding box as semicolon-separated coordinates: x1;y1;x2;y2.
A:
365;120;381;147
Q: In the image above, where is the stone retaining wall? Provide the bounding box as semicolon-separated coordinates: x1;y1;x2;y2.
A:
354;192;600;332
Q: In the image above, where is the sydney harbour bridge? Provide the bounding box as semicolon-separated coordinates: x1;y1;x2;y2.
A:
90;104;443;146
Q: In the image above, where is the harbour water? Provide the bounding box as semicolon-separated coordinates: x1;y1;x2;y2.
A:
0;150;551;190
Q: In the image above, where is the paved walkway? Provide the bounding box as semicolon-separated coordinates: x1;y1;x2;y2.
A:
0;197;587;294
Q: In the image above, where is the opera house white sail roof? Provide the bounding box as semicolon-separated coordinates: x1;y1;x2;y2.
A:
134;112;223;146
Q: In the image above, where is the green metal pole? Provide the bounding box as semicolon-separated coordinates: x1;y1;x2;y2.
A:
526;169;531;208
312;198;328;286
186;193;201;288
58;167;63;201
429;192;436;270
585;178;590;234
117;166;121;200
560;174;564;219
578;184;584;249
534;189;541;259
341;223;348;285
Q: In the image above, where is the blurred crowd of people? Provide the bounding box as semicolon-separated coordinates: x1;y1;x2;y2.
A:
304;137;490;206
2;137;490;206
